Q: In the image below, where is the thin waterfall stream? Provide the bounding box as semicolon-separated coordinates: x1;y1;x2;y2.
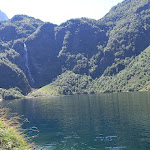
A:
24;43;35;84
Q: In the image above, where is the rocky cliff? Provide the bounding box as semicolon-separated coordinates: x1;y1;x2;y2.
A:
1;0;150;95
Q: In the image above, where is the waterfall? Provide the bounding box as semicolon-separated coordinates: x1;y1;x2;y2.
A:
24;43;35;84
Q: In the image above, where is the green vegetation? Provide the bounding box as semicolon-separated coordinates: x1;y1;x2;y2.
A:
0;87;24;100
1;0;150;96
32;71;94;96
35;46;150;96
100;0;150;58
89;46;150;93
25;22;61;88
0;120;31;149
1;88;24;100
0;50;31;95
1;2;150;147
0;109;32;150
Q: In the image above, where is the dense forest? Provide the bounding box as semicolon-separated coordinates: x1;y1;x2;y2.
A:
1;0;150;98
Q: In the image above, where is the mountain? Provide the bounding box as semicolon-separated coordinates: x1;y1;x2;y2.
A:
1;0;150;97
99;0;150;57
0;15;43;96
0;49;31;95
33;45;150;95
32;71;93;96
0;10;8;21
89;46;150;93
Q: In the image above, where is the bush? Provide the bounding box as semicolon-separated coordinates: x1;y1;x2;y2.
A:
2;88;24;100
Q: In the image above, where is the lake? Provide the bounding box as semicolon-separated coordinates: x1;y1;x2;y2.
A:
1;92;150;150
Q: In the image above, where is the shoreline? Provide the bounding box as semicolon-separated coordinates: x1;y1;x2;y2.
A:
25;89;150;99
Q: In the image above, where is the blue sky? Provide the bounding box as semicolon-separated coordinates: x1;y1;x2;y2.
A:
1;0;123;25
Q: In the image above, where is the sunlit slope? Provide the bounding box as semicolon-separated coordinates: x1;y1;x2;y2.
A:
90;46;150;93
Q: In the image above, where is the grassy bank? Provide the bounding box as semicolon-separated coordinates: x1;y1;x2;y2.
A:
0;110;32;150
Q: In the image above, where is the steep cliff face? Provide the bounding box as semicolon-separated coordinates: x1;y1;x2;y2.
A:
25;23;61;87
1;0;150;95
0;15;43;94
0;50;31;95
99;0;150;58
56;18;108;77
90;46;150;93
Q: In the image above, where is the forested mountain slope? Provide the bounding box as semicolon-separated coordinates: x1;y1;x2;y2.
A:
90;46;150;93
1;0;150;97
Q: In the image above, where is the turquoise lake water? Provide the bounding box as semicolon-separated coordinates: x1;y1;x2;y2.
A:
2;92;150;150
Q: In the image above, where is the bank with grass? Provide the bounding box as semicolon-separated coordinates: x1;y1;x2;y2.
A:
0;109;32;150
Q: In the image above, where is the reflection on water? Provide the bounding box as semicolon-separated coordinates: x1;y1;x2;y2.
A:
105;147;126;150
1;92;150;150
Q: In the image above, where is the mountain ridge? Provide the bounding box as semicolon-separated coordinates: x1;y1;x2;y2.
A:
0;10;8;21
1;0;150;97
